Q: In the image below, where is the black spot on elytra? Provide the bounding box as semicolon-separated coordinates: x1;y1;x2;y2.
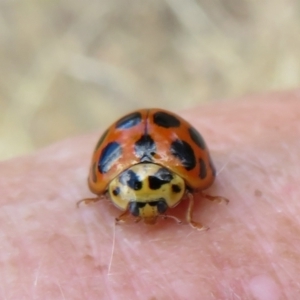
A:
172;184;181;193
170;139;196;171
134;134;156;162
189;127;206;150
119;170;143;190
115;112;142;129
148;167;174;190
153;111;180;128
91;162;97;183
94;129;109;151
199;158;207;179
98;142;122;174
112;187;120;196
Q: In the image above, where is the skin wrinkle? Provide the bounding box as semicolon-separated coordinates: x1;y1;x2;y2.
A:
78;209;115;299
150;244;179;299
206;234;249;297
215;153;233;177
249;275;281;300
247;226;284;298
275;260;296;294
3;205;36;284
273;219;300;295
228;173;288;297
33;252;46;289
65;245;89;300
49;199;108;298
108;264;141;298
54;280;66;300
110;231;178;299
107;222;117;276
211;186;284;296
230;150;300;297
104;232;133;276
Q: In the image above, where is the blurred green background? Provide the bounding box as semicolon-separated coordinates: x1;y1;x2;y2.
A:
1;0;300;159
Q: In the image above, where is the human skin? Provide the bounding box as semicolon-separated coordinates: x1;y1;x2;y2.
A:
0;90;300;299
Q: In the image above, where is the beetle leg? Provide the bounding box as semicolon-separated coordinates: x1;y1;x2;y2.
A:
200;192;229;205
76;195;105;208
134;217;142;223
186;192;208;231
115;210;132;224
160;214;182;224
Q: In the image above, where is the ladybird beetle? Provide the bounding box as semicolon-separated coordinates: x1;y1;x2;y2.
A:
78;108;228;230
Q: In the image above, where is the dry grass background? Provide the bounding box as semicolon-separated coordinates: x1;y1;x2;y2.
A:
1;0;300;159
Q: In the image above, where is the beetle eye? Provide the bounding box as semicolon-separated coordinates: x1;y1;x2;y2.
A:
157;199;168;214
129;202;140;217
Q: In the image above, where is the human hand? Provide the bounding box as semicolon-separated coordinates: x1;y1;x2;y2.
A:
1;90;299;299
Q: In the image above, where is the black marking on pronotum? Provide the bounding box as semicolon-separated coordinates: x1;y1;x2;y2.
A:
112;187;120;196
134;134;156;162
98;142;122;174
154;167;174;181
119;170;143;190
172;184;181;193
91;162;97;183
153;199;168;214
94;129;109;151
148;168;174;190
170;139;196;171
148;199;168;214
157;200;168;214
188;127;206;150
199;158;207;179
115;112;142;129
153;111;181;128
